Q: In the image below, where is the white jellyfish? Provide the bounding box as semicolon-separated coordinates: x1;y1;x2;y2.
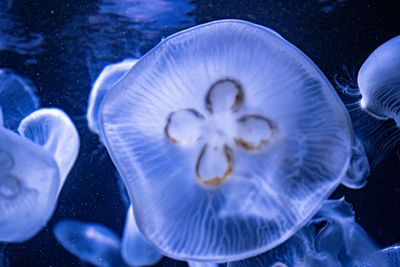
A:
53;219;126;267
358;35;400;125
0;126;60;242
18;108;80;191
0;69;39;131
228;198;386;267
0;106;79;242
121;205;162;266
87;58;138;136
99;19;355;261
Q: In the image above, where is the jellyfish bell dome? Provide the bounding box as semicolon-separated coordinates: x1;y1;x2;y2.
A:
87;58;138;136
53;219;125;267
99;19;353;261
0;126;59;242
18;108;80;191
357;35;400;124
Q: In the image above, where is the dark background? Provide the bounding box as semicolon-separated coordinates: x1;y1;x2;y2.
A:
0;0;399;266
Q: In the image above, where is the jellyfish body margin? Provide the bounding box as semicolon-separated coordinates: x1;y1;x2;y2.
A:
358;35;400;125
99;19;356;261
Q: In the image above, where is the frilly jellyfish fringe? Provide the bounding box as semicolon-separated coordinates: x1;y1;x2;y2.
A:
99;19;354;261
340;136;369;189
228;198;387;267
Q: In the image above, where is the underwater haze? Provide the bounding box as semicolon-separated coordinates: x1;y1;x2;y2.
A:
0;0;400;266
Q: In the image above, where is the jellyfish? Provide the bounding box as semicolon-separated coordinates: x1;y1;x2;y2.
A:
99;19;355;261
121;205;162;266
53;219;126;267
0;13;43;55
18;108;80;190
379;244;400;267
358;35;400;125
0;69;39;131
0;126;60;242
336;69;400;166
87;58;138;136
228;198;386;267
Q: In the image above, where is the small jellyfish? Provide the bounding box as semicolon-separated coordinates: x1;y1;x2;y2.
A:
53;219;126;267
0;126;59;242
99;19;354;261
228;198;386;267
87;58;138;136
358;35;400;125
18;108;80;191
0;69;39;131
121;205;162;266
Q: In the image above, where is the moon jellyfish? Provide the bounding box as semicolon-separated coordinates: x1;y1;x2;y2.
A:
0;69;39;131
358;35;400;125
121;205;162;266
100;19;354;261
87;58;138;136
17;108;79;191
228;198;385;267
53;219;126;267
0;127;59;242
